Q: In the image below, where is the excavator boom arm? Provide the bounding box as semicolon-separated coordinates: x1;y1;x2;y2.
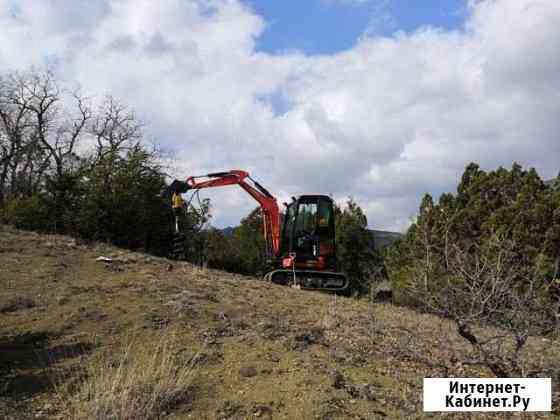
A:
173;170;281;257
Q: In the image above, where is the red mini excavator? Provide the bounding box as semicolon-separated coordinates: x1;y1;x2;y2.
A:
168;170;349;293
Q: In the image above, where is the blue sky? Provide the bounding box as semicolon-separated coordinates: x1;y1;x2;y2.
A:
249;0;469;55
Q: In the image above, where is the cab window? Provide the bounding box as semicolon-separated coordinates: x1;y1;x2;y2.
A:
318;200;331;227
295;203;317;234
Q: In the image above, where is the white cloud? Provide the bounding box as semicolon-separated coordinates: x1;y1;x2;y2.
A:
1;0;559;231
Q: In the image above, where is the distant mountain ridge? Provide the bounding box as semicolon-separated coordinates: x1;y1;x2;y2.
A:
369;229;403;250
220;226;235;236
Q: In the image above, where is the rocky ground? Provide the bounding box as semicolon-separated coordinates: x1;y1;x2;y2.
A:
0;225;557;419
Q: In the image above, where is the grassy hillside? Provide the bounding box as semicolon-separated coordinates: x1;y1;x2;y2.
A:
0;225;555;419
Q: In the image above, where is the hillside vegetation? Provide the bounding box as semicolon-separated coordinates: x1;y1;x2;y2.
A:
387;163;560;305
1;225;558;419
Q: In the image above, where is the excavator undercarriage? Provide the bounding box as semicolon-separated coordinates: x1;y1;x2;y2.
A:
265;269;349;292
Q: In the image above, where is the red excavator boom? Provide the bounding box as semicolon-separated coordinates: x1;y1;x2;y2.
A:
173;170;281;259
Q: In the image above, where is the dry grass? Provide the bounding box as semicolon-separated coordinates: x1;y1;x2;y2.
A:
2;225;557;418
52;331;196;420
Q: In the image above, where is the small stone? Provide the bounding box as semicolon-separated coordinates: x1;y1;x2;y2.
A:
239;366;257;378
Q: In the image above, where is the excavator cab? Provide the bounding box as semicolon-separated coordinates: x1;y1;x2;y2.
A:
280;195;337;271
270;194;348;292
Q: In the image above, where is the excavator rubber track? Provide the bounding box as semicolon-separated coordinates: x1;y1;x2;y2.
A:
264;269;350;294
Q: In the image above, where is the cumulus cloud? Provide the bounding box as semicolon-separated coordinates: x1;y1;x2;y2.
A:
0;0;558;231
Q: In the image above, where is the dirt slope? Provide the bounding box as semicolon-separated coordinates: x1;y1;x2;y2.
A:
0;225;554;419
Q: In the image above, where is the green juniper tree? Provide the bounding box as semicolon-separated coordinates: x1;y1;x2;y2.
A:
335;198;382;296
386;162;560;305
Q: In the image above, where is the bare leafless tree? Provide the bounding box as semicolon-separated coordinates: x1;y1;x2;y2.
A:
0;69;92;199
17;70;91;179
0;72;37;201
90;95;143;162
404;233;560;377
